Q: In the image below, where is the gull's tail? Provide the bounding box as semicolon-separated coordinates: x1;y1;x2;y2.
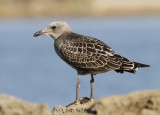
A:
133;62;150;68
124;62;150;74
114;54;150;74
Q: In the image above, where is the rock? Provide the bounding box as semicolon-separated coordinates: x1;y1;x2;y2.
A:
52;90;160;115
52;97;95;115
0;90;160;115
0;94;51;115
89;90;160;115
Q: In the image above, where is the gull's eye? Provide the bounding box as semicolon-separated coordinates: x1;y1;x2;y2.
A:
51;26;56;30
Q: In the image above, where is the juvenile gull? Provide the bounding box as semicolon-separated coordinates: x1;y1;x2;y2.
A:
33;21;150;104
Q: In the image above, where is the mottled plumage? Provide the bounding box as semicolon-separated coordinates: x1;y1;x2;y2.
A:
55;32;118;75
54;32;149;75
34;21;150;105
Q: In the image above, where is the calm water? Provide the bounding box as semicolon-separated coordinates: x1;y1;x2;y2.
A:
0;16;159;109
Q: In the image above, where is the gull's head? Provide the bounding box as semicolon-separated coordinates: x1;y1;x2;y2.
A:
33;21;72;39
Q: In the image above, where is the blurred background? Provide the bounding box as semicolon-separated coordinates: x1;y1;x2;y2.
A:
1;0;160;17
0;0;159;109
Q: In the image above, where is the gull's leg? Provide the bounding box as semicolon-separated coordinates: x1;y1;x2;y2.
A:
90;74;94;101
75;74;81;104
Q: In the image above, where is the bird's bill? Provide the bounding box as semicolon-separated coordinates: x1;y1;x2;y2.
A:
33;30;44;37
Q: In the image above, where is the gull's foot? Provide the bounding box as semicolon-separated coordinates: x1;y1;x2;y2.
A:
66;97;95;108
66;99;80;107
75;99;80;105
89;97;95;102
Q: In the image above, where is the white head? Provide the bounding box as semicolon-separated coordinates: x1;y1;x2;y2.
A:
33;21;72;39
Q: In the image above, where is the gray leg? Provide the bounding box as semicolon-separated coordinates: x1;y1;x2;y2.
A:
75;74;81;104
90;74;94;100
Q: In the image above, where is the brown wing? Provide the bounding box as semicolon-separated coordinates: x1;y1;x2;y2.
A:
58;33;121;72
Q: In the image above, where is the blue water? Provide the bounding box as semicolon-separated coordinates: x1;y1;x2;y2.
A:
0;16;159;109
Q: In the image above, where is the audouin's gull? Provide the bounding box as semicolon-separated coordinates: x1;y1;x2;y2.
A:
33;21;150;104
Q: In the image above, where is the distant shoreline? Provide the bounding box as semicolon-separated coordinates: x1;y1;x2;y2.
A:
1;0;160;18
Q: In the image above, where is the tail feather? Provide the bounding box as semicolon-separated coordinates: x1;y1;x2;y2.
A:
133;62;150;68
114;54;150;74
115;62;150;74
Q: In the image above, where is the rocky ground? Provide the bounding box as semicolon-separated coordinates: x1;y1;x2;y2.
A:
0;90;160;115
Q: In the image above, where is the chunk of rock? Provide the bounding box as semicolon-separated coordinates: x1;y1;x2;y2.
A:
52;97;95;115
0;94;51;115
1;90;160;115
52;90;160;115
89;90;160;115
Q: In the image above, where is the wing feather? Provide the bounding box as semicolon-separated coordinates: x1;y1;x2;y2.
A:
54;33;146;75
58;34;122;72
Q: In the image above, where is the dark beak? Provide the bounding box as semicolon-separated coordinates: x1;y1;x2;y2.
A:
33;30;43;37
